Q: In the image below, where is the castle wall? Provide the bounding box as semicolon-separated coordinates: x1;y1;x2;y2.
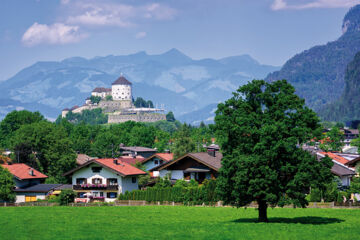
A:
108;112;166;124
99;100;133;113
112;84;132;101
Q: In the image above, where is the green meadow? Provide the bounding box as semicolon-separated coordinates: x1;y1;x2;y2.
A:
0;206;359;240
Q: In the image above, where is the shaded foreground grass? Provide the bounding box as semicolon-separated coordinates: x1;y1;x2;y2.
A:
0;206;358;240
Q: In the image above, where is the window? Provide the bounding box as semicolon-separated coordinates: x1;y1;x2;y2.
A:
78;192;86;198
132;177;137;183
108;178;118;185
76;178;86;185
92;167;102;173
154;160;159;165
92;178;102;184
93;192;104;197
107;192;118;198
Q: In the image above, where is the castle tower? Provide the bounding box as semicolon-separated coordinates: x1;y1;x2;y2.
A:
111;75;132;101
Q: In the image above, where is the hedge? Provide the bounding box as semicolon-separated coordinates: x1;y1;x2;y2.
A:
118;179;218;205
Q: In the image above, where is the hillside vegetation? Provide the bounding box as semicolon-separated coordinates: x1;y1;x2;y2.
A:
266;5;360;112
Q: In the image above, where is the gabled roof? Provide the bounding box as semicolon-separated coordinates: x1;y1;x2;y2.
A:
1;164;48;180
331;161;356;177
63;158;146;177
142;153;173;164
119;156;145;165
151;152;222;172
345;156;360;167
319;152;349;165
120;146;157;152
112;76;132;85
92;87;111;93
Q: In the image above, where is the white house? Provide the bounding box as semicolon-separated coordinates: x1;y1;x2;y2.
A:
64;158;146;202
111;76;132;101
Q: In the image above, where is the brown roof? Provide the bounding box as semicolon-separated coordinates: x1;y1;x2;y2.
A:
1;164;48;180
142;153;173;164
345;156;360;167
331;162;356;177
76;154;96;165
120;146;156;153
64;158;146;177
119;156;146;165
112;76;132;85
92;87;111;93
153;152;222;172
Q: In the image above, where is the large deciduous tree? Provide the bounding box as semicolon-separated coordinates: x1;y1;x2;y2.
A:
0;166;15;202
215;80;333;222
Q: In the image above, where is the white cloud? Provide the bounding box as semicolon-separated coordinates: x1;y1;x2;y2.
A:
65;2;177;27
135;31;147;39
60;0;71;5
271;0;360;10
22;22;87;46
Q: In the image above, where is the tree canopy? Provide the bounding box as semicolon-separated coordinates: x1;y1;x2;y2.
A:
215;79;333;222
0;166;15;202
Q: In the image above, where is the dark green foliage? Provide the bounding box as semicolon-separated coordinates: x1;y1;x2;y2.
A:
119;179;217;205
0;166;15;202
105;95;113;101
90;96;101;104
0;110;44;148
214;80;333;222
10;121;76;182
310;189;321;202
166;111;175;122
62;109;108;125
171;124;196;159
59;189;76;205
319;52;360;122
134;97;154;108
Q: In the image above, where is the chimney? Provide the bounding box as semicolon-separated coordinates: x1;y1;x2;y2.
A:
29;168;34;176
113;159;118;165
207;149;216;157
165;149;170;154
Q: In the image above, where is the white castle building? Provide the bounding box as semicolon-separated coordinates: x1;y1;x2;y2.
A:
62;75;166;123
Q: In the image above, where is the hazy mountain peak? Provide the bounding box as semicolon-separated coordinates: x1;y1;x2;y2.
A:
342;4;360;34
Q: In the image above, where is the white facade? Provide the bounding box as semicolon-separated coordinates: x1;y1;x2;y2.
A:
15;193;46;203
112;84;132;101
91;91;111;99
71;163;139;202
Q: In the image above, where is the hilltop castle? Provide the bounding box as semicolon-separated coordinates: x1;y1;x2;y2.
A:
62;76;166;124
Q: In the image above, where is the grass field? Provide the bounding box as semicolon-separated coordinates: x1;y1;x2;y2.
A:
0;206;359;240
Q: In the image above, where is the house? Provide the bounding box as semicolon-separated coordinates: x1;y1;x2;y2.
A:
14;184;72;203
1;163;48;189
317;152;356;187
150;150;222;183
64;158;146;202
345;156;360;174
118;155;145;166
120;145;157;158
342;128;359;146
142;153;173;171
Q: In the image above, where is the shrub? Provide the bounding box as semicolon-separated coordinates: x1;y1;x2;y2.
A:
59;189;76;205
310;188;321;202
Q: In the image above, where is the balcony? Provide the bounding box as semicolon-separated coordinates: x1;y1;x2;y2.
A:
73;184;118;190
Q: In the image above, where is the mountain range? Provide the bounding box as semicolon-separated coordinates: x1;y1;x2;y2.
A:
266;5;360;113
0;49;279;124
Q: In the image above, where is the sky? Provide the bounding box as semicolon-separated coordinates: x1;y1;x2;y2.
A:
0;0;359;81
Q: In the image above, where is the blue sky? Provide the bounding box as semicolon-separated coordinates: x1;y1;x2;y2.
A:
0;0;358;80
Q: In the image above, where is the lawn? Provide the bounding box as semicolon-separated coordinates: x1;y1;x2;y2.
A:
0;206;359;240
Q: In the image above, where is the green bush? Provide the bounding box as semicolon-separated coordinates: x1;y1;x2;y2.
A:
59;189;76;205
310;188;321;202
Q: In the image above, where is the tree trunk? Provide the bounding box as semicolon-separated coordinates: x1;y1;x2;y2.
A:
257;200;268;222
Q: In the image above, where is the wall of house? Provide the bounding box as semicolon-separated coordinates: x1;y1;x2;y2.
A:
15;193;46;203
341;176;351;186
121;176;139;193
144;159;162;171
170;170;184;180
112;84;132;101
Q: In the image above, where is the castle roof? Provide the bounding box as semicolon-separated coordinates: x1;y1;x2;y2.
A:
92;87;111;93
112;76;132;86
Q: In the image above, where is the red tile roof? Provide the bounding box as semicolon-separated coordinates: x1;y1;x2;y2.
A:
119;156;146;165
320;152;349;165
1;164;48;180
64;158;146;177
